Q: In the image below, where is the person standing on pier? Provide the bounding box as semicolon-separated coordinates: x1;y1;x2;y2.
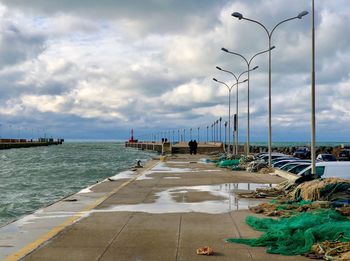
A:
188;140;193;154
193;140;198;155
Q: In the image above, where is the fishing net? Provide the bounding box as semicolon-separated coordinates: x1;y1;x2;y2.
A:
291;178;350;201
226;209;350;255
248;200;328;217
217;159;240;167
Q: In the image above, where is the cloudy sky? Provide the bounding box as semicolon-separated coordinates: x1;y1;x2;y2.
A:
0;0;349;142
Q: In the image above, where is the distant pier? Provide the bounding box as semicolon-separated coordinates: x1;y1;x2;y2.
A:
125;141;226;154
125;141;343;156
0;138;64;150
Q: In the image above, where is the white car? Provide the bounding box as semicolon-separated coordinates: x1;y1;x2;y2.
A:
297;161;350;179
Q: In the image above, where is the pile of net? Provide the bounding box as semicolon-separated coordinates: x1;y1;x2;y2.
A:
305;238;350;260
290;178;350;202
216;159;240;168
249;199;331;217
246;161;267;172
236;180;296;199
258;167;275;174
226;209;350;256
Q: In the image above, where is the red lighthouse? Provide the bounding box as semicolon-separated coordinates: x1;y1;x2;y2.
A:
128;129;138;143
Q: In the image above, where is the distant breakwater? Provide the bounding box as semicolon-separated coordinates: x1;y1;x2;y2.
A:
0;139;64;150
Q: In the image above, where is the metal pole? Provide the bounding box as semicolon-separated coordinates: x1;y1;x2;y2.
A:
311;0;316;175
236;80;239;155
228;89;231;154
206;126;208;143
190;128;192;140
247;68;250;155
224;121;227;152
268;37;272;167
197;127;200;142
219;117;222;142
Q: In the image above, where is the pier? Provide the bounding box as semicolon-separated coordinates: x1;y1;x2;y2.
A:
125;141;340;156
0;139;64;150
1;154;308;261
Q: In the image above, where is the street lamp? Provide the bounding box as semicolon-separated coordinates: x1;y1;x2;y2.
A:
213;77;248;154
232;10;308;165
206;125;208;141
311;0;316;175
224;121;227;152
221;46;274;155
216;66;257;154
219;117;222;142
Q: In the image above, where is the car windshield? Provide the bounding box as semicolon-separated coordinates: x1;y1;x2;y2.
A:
323;155;336;161
274;160;295;168
289;164;310;174
281;163;300;171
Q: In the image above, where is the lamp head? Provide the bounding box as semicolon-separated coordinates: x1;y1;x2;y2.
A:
243;79;248;83
213;78;218;82
232;12;243;20
297;11;309;19
221;47;229;53
216;66;222;70
270;46;276;50
252;65;259;70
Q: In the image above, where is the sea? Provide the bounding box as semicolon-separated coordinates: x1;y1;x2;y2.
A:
0;142;156;227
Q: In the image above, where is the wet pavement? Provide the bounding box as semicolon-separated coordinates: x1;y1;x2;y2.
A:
1;154;309;261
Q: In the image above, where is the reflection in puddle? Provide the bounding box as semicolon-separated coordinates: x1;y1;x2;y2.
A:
96;183;272;214
137;162;194;180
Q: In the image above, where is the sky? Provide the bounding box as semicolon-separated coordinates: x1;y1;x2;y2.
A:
0;0;349;142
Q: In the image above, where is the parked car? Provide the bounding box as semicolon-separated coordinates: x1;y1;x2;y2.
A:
280;161;311;172
316;153;336;161
271;156;297;164
258;153;288;162
297;162;350;179
293;147;311;159
273;159;299;168
338;149;350;161
288;163;311;174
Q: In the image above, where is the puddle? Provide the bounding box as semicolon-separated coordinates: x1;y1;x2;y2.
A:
94;183;272;214
137;162;194;180
6;182;274;229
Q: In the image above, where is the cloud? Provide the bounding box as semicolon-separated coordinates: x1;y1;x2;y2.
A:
0;1;349;141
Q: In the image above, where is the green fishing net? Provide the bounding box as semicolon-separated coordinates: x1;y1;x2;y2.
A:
217;159;240;167
226;209;350;255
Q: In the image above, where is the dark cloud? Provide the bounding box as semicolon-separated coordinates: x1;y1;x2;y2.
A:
0;22;46;68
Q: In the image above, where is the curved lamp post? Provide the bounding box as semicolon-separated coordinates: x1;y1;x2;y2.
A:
216;66;258;154
221;46;275;155
232;10;308;166
213;77;248;154
206;125;209;143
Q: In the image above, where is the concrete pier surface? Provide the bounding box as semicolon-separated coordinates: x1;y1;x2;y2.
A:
1;155;308;261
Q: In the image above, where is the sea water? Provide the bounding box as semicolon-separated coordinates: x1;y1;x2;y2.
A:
0;142;155;227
